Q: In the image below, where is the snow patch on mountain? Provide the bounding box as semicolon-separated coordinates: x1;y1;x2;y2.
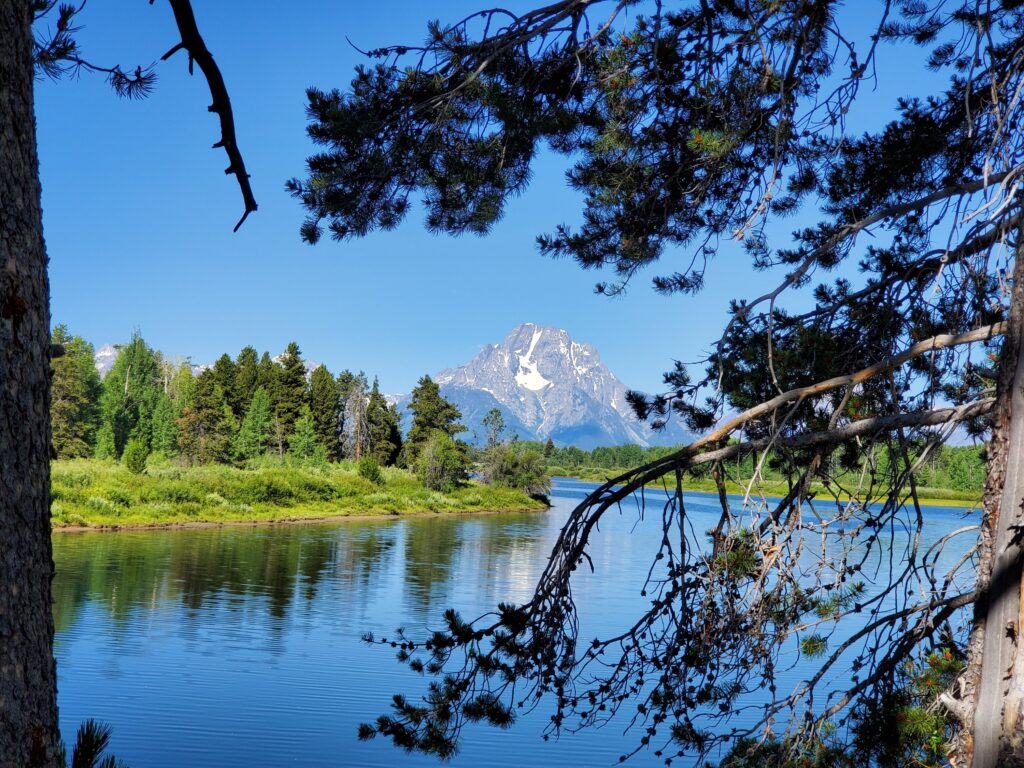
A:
514;326;551;391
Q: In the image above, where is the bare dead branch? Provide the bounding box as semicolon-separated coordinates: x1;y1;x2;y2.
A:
163;0;257;231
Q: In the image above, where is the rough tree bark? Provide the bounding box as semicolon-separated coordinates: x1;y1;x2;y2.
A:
0;2;60;767
966;231;1024;767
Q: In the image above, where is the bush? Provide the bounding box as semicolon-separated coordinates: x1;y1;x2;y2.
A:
481;443;550;498
417;431;469;491
358;456;384;485
122;438;149;475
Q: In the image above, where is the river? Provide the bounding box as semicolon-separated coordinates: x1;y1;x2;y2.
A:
54;478;979;767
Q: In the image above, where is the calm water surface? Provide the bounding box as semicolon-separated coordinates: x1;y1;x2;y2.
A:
54;479;977;767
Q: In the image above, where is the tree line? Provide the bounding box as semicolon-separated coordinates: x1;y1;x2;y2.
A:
540;438;986;495
49;326;477;490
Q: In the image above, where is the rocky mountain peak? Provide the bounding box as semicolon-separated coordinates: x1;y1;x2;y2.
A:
433;323;688;449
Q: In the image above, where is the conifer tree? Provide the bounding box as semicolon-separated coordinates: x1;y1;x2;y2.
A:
288;404;322;462
210;353;238;415
256;350;278;405
50;325;101;459
289;2;1024;762
405;375;465;464
543;437;555;458
366;377;402;465
235;386;273;460
94;332;160;459
386;404;404;464
177;370;236;464
233;345;259;415
309;363;341;458
2;3;257;761
275;341;307;437
150;392;179;457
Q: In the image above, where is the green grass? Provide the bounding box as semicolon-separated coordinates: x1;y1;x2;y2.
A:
51;459;546;529
548;466;981;508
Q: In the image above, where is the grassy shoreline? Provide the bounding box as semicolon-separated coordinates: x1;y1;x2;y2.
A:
51;459;547;531
551;468;981;509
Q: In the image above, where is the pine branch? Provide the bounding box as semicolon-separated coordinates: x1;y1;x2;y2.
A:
162;0;257;231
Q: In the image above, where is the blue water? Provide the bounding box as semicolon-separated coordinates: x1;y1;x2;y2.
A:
53;478;978;767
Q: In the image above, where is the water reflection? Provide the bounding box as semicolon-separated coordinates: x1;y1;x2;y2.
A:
52;483;976;768
54;513;547;641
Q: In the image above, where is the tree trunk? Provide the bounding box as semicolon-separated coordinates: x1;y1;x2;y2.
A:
965;231;1024;767
0;2;60;766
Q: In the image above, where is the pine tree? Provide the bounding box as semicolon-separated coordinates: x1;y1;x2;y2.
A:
275;341;307;438
367;377;401;465
4;4;256;761
256;350;278;404
150;392;179;457
405;375;465;464
309;364;340;459
235;386;273;460
386;405;404;464
233;345;259;415
294;3;1024;762
288;404;322;462
50;325;101;459
177;370;236;464
210;353;238;415
94;332;161;459
543;437;555;458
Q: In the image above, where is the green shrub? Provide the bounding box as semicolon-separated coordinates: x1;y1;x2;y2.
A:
417;431;469;491
122;438;149;475
104;487;132;507
358;456;384;485
85;496;119;514
481;443;551;497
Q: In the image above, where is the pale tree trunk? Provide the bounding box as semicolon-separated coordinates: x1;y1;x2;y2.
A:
0;2;60;766
963;231;1024;767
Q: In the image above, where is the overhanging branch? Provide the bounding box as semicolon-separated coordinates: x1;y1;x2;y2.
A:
162;0;257;231
700;323;1003;455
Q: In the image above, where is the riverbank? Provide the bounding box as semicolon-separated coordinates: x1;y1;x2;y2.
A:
550;467;981;508
51;459;547;530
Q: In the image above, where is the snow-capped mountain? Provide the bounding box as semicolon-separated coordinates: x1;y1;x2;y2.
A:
93;344;120;378
430;323;691;449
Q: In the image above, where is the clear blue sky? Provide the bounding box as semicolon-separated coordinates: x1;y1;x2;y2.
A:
35;1;932;395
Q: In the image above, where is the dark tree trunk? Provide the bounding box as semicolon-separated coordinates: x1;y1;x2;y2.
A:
964;232;1024;767
0;2;60;766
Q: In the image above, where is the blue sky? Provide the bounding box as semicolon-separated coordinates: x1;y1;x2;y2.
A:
36;1;933;395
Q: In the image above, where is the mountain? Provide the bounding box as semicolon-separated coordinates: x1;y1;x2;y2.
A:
93;344;120;378
426;323;691;449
